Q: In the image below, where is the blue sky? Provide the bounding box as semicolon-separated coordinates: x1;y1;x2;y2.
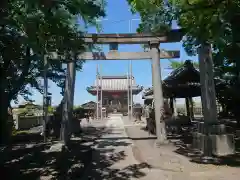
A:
13;0;199;107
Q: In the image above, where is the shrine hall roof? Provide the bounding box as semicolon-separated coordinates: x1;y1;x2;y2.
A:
142;60;201;99
100;75;133;79
87;75;143;95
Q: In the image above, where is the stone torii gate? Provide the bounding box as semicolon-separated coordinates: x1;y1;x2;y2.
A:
47;29;235;156
47;29;183;145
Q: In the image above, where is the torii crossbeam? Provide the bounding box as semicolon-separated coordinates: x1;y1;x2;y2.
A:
82;29;183;44
49;51;180;60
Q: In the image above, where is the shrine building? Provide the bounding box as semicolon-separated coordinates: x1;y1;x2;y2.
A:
87;76;143;113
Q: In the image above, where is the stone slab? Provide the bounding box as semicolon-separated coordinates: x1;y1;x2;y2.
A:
197;122;204;133
211;134;235;156
193;133;235;156
192;132;201;150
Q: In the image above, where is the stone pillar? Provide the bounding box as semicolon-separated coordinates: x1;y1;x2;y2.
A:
193;43;235;157
199;44;217;124
150;41;167;145
15;115;19;130
61;56;76;146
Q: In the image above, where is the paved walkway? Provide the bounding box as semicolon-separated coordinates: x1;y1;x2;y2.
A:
81;115;240;180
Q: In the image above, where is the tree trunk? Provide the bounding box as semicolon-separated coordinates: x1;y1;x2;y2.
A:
0;90;10;144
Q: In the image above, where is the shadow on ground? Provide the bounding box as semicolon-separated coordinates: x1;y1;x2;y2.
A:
172;134;240;167
135;125;240;167
0;125;110;180
83;148;150;180
1;123;150;180
81;127;150;179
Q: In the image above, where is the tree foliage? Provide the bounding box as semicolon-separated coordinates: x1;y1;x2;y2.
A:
0;0;106;143
1;0;105;103
168;59;199;69
128;0;240;125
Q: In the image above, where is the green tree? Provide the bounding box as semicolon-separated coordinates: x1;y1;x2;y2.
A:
127;0;240;126
168;59;199;69
0;0;105;143
48;106;54;114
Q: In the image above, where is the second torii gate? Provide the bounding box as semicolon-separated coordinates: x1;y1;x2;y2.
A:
49;29;183;145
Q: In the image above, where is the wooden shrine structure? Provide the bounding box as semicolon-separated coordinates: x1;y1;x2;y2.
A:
87;75;143;114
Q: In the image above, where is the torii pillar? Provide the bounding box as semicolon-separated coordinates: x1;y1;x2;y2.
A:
193;43;235;158
150;41;168;145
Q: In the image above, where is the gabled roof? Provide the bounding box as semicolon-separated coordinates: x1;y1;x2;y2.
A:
93;76;137;90
87;75;143;94
81;101;96;106
81;101;96;109
164;60;200;85
101;75;133;79
142;60;201;98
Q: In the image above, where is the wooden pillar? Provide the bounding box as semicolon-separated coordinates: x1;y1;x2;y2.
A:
173;98;178;116
189;97;194;120
169;98;174;114
199;43;217;124
185;98;190;117
150;41;167;145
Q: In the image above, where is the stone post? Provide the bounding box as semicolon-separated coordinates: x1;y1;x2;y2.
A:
199;44;217;124
15;115;19;130
68;59;76;134
195;43;235;157
150;41;168;145
61;55;76;146
43;55;48;142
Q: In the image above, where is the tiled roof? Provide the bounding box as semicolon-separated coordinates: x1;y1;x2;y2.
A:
92;76;140;91
101;75;133;79
164;60;200;85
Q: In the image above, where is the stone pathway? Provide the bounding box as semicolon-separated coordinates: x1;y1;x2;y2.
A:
81;114;145;179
